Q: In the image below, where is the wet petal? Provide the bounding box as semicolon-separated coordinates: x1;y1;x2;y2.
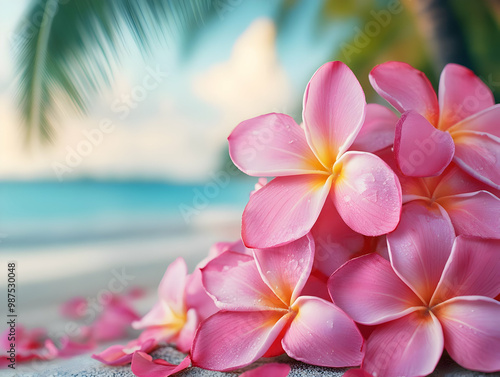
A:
387;201;455;304
253;234;314;305
228;113;324;176
438;191;500;238
283;296;364;367
433;297;500;372
242;174;332;248
395;111;454;177
453;131;500;189
303;61;366;167
369;61;439;124
191;311;291;371
131;351;190;377
431;237;500;305
438;63;495;130
350;103;398;153
202;251;285;311
329;254;422;325
362;310;443;377
332;151;402;236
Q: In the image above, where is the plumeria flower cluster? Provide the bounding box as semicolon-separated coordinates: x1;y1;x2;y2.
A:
93;61;500;377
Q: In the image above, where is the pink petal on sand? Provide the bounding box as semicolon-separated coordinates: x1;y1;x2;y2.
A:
362;310;443;377
343;369;374;377
387;201;455;304
92;338;156;366
394;110;455;177
370;61;439;124
60;297;87;319
303;61;366;168
350;103;398;153
283;296;364;367
438;191;500;238
131;351;191;377
431;237;500;305
253;234;314;305
332;151;402;236
202;251;286;311
240;363;291;377
433;296;500;372
438;63;495;130
228;113;324;176
242;174;333;248
329;254;422;325
453;131;500;189
191;311;291;371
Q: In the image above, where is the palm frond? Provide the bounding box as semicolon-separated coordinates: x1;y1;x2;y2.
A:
13;0;216;143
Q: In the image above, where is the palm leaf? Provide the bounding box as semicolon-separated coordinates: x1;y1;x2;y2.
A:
13;0;216;143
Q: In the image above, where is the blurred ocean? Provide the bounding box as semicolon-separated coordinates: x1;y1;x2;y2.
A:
0;179;256;249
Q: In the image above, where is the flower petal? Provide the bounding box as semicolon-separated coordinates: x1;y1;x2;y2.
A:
432;164;495;198
228;113;324;176
92;338;156;366
253;234;314;305
131;351;191;377
191;311;291;371
328;254;421;325
350;103;398;153
240;363;291;377
202;251;285;311
438;191;500;238
311;199;366;277
362;310;443;377
448;104;500;138
438;63;495;130
453;131;500;189
332;151;402;236
395;110;455;177
242;174;333;248
387;201;455;304
431;237;500;304
433;296;500;372
158;258;187;315
369;61;439;124
343;369;374;377
303;61;366;167
283;296;364;367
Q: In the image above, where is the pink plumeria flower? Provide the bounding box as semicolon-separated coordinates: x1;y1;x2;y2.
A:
370;62;500;187
379;148;500;239
131;351;191;377
92;338;157;366
191;235;364;371
133;258;200;353
329;202;500;377
229;61;402;248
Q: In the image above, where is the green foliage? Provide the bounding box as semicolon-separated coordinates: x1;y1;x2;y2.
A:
13;0;215;143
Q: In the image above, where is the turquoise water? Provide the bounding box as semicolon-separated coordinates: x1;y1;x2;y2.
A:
0;179;255;248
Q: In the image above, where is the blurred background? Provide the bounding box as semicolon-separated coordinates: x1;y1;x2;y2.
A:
1;0;499;331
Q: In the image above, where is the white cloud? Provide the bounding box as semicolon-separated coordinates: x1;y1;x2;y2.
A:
0;17;294;182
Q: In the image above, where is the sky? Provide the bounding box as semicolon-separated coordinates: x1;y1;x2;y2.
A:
0;0;352;183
